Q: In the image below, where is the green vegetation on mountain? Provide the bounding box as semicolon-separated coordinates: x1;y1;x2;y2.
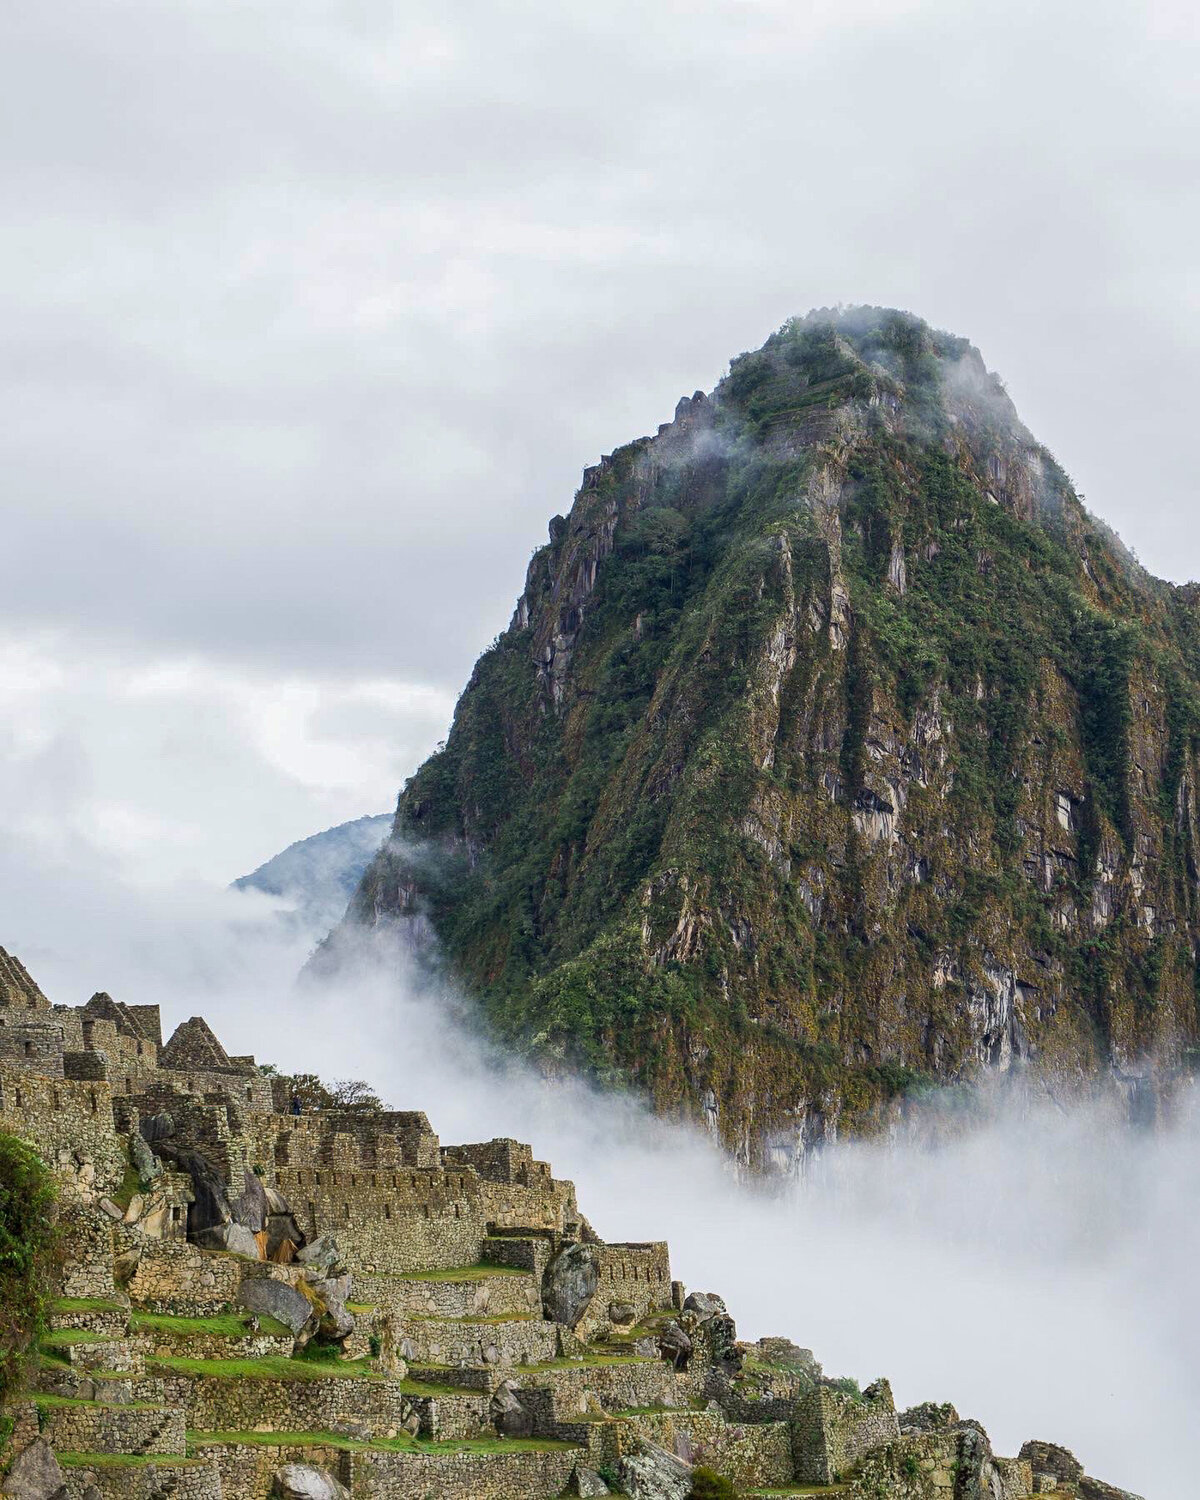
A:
0;1134;59;1405
340;308;1200;1159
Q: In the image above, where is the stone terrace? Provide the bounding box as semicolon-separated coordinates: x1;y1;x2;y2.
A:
0;948;1141;1500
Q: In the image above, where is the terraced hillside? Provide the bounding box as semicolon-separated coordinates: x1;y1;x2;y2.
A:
0;949;1139;1498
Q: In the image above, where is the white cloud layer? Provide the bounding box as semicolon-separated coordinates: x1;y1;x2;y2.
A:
1;0;1197;700
2;8;1197;1493
0;632;449;884
10;895;1192;1500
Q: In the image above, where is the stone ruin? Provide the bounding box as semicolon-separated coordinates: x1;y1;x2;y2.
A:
0;946;1143;1500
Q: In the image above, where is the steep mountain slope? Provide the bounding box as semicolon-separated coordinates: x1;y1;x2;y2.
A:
235;813;391;931
334;308;1200;1163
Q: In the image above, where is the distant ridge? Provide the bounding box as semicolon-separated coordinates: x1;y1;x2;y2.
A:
234;813;392;931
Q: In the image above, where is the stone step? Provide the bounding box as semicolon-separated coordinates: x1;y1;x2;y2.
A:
401;1314;560;1369
41;1331;144;1375
35;1364;158;1408
129;1309;294;1361
58;1454;222;1500
190;1434;582;1500
36;1397;187;1457
357;1265;541;1322
50;1300;131;1339
152;1366;417;1440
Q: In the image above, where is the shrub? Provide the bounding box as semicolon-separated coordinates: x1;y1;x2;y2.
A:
0;1132;60;1403
688;1468;739;1500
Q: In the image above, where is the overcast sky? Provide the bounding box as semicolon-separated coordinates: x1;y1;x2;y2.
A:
2;0;1198;895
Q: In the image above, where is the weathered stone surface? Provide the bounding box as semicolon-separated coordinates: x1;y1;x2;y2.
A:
307;1272;355;1343
155;1139;232;1239
1019;1438;1084;1484
682;1291;727;1318
543;1242;598;1327
195;1219;260;1258
1;1438;67;1499
238;1276;316;1337
568;1467;613;1497
617;1441;693;1500
607;1300;637;1327
268;1465;349;1500
294;1233;344;1277
139;1111;174;1146
491;1379;535;1438
128;1133;161;1188
900;1400;960;1432
263;1185;305;1262
233;1168;270;1232
658;1321;693;1371
1079;1477;1146;1500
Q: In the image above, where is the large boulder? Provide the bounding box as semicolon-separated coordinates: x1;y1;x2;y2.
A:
682;1291;727;1319
306;1273;356;1344
1;1438;67;1499
542;1242;599;1328
139;1111;174;1146
491;1379;535;1438
154;1140;233;1240
269;1466;349;1500
657;1321;693;1371
617;1442;693;1500
128;1133;162;1189
567;1468;612;1496
193;1219;261;1258
264;1186;306;1263
233;1169;270;1233
294;1234;345;1277
239;1277;318;1338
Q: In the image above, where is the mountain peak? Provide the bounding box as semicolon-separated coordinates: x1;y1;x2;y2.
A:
335;313;1200;1166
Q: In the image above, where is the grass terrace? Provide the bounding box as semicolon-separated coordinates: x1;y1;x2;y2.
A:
187;1429;581;1456
131;1309;293;1339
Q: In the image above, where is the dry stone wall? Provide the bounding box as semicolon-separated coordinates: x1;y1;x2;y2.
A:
0;954;1139;1500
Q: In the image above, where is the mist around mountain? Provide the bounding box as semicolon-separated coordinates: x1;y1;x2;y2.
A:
323;307;1200;1166
234;812;392;931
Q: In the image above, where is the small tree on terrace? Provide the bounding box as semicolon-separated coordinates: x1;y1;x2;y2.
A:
688;1468;739;1500
0;1132;60;1403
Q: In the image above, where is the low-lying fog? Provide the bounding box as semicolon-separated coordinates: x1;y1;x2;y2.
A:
6;873;1189;1499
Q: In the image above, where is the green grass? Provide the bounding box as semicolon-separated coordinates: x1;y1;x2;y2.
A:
147;1354;377;1382
38;1330;119;1351
416;1312;534;1325
388;1264;528;1283
520;1352;651;1371
33;1394;163;1412
747;1488;848;1496
52;1297;128;1316
131;1309;292;1339
187;1428;579;1456
399;1376;473;1398
57;1452;206;1470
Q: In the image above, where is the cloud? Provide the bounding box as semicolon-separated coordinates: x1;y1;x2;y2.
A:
0;0;1197;703
0;632;450;883
9;884;1189;1499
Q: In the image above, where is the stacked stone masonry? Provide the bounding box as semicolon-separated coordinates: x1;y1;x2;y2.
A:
0;952;1144;1500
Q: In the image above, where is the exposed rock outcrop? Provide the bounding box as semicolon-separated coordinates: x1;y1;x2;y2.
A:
331;306;1200;1167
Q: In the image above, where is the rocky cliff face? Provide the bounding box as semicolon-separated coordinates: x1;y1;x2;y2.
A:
335;307;1200;1165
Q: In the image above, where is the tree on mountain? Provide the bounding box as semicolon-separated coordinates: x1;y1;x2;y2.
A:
258;1066;386;1114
